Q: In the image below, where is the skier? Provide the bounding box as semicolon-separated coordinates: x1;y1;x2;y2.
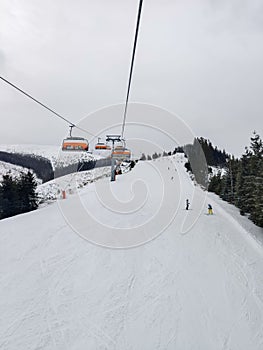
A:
208;204;213;215
186;199;190;210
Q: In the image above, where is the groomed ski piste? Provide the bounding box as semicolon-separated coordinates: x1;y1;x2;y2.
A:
0;154;263;350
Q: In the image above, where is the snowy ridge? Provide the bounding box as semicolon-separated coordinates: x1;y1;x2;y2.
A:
0;161;42;184
0;144;102;170
0;144;61;168
0;155;263;349
54;150;98;170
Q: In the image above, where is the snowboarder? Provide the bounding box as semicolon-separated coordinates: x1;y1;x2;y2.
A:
208;204;213;215
186;199;190;210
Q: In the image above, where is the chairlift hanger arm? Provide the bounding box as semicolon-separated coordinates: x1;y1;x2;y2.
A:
106;135;122;142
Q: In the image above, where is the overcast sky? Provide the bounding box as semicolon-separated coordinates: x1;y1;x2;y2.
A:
0;0;262;157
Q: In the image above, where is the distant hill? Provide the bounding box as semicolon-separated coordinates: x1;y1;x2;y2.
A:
0;144;108;183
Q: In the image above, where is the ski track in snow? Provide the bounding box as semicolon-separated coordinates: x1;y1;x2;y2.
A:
0;154;263;349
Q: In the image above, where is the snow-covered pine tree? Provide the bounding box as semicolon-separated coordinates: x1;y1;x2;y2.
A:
208;131;263;227
18;171;38;213
0;174;19;219
0;171;38;220
234;132;262;226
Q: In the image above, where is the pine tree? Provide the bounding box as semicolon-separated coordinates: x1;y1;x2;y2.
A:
0;174;19;219
140;153;146;161
207;131;263;227
220;157;239;203
18;171;38;212
234;132;263;225
244;131;263;226
208;172;222;195
0;171;38;220
250;131;263;158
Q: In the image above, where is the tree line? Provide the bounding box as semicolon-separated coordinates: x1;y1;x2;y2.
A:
139;147;184;161
208;131;263;227
197;137;229;166
0;151;54;183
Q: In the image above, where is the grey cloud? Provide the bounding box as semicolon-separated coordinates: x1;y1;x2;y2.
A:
0;0;262;156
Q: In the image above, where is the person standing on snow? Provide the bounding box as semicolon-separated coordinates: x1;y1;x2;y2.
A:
208;204;213;215
186;199;190;210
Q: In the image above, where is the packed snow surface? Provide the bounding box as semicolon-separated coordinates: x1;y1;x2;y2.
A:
0;155;263;349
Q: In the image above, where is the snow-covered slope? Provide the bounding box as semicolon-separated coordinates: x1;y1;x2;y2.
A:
37;166;111;202
0;155;263;350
